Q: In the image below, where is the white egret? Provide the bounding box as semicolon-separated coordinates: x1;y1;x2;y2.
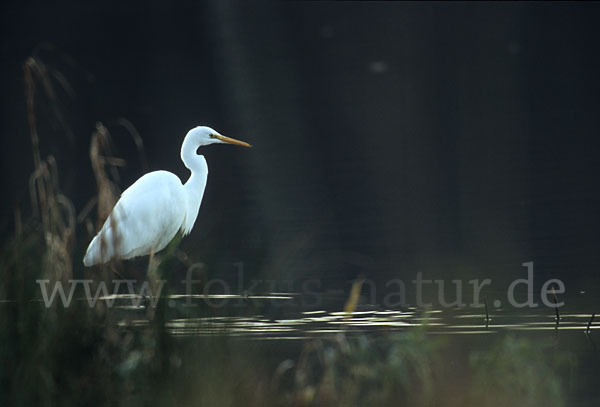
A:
83;126;251;266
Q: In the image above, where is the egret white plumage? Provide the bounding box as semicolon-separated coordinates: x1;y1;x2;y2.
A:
83;126;251;266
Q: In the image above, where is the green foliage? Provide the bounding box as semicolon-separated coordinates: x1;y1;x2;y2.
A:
469;335;577;407
284;325;444;406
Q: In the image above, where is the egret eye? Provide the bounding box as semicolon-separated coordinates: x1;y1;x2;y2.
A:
209;133;217;139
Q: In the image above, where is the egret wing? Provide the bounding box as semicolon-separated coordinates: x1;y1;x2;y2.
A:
84;171;185;264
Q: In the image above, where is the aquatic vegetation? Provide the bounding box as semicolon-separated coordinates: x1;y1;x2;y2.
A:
470;335;576;407
280;327;443;406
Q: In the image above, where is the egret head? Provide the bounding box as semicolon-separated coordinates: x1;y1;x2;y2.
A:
187;126;252;148
181;126;251;171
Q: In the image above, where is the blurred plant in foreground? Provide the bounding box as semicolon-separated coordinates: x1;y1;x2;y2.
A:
469;335;576;407
277;324;443;406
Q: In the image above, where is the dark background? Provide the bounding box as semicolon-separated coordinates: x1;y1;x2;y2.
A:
1;1;599;299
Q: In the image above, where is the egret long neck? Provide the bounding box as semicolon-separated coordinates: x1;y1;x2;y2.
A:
181;154;208;235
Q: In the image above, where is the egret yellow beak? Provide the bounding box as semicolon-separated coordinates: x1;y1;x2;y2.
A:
216;134;252;148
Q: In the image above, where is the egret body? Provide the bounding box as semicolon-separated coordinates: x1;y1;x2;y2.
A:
83;126;250;266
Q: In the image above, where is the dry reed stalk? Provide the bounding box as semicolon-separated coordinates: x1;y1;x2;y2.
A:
24;56;76;281
79;120;147;243
89;123;123;227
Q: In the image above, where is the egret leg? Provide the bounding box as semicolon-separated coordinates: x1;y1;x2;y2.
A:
109;265;125;280
148;247;155;270
147;247;160;296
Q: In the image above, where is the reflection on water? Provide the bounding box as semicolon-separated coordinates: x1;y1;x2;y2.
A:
92;293;600;339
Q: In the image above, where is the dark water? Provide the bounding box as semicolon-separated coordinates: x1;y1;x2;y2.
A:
2;286;599;406
113;292;600;405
